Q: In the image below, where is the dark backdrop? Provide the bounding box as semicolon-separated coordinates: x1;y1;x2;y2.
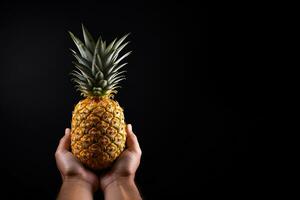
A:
0;4;263;199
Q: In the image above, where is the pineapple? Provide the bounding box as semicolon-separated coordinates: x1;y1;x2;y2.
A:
69;25;131;170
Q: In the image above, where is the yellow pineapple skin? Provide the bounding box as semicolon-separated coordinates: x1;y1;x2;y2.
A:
71;97;126;170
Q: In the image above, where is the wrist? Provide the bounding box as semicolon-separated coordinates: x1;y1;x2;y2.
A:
58;177;94;200
62;177;93;192
103;175;142;200
103;175;135;192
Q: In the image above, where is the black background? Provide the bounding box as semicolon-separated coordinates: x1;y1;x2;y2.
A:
0;4;265;199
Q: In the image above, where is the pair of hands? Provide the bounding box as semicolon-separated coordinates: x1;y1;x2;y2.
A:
55;124;142;193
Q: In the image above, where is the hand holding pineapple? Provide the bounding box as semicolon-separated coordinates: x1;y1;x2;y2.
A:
99;124;142;191
56;124;142;199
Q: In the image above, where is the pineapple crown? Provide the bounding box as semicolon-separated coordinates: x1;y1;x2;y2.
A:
69;24;131;97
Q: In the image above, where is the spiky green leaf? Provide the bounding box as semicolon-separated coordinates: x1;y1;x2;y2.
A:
107;63;127;75
70;49;91;67
69;31;93;60
111;42;130;62
107;71;126;82
113;33;130;50
92;38;101;74
105;38;117;54
115;51;132;65
82;24;96;52
96;54;104;72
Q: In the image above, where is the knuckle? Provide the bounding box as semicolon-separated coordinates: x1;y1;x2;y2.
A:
131;133;137;139
59;138;64;143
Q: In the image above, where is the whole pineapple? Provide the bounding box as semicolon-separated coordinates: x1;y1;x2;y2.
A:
69;25;131;170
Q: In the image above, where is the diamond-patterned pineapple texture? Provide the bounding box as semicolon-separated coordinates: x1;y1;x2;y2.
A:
71;97;126;170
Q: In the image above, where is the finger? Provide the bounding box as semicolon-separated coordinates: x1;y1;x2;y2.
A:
126;124;141;154
56;128;71;153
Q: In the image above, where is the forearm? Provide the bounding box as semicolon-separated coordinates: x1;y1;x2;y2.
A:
57;178;93;200
104;177;142;200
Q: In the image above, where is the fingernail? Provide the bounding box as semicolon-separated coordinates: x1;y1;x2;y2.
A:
65;128;70;135
127;124;132;132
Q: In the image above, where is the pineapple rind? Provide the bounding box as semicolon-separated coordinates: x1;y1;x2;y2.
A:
71;97;126;170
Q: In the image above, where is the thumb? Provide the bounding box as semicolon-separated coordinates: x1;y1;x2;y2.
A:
126;124;141;154
57;128;71;152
